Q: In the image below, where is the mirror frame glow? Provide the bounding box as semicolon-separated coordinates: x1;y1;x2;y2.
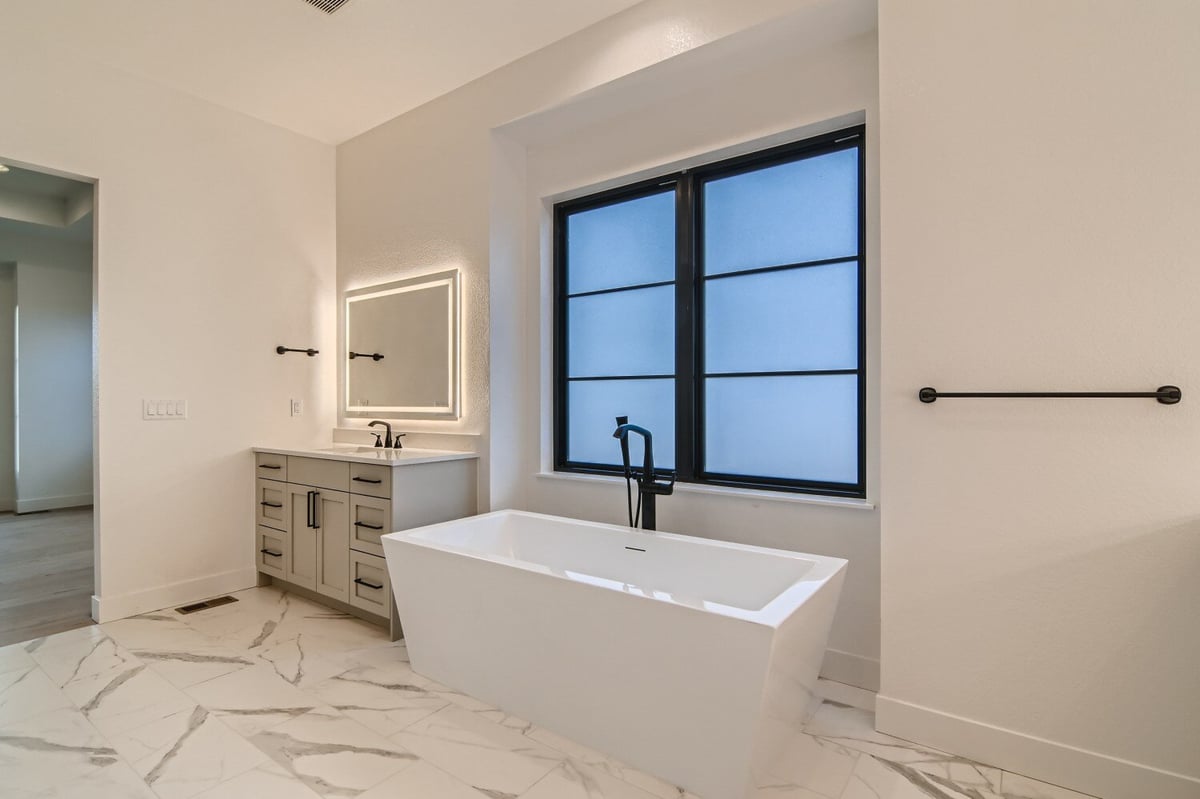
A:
343;269;461;418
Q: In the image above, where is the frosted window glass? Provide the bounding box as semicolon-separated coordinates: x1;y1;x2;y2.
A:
567;192;675;294
568;286;674;377
704;149;858;275
568;379;674;469
705;262;857;374
705;375;857;483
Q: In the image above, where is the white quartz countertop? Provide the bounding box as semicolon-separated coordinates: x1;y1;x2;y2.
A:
254;444;478;467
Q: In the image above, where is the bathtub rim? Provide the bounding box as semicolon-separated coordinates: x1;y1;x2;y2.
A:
381;509;847;628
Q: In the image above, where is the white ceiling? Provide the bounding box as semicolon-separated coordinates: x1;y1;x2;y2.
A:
5;0;645;144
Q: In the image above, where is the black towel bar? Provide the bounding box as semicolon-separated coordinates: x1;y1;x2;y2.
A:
918;386;1181;405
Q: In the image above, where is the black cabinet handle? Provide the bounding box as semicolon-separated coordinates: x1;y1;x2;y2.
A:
260;548;282;558
258;464;282;470
354;577;383;590
260;501;283;508
352;476;383;484
354;521;383;530
305;491;314;528
311;491;321;529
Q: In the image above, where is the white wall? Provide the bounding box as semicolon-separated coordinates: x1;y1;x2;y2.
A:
513;29;881;689
0;230;94;512
877;2;1200;798
0;37;336;618
338;0;882;687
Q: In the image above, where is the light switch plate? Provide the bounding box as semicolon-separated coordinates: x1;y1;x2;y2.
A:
290;399;303;417
144;399;187;420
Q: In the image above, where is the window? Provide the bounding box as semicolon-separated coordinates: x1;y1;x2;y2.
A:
554;127;865;497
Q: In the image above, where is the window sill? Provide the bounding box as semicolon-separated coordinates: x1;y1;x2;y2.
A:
534;470;876;511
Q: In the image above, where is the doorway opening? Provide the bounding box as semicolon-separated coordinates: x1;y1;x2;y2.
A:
0;160;96;646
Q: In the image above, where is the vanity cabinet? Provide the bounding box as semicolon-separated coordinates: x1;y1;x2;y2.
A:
253;447;476;636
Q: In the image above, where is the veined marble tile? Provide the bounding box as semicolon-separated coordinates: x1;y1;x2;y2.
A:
757;730;860;799
527;724;686;799
841;753;1004;799
0;666;75;725
308;659;449;738
1000;772;1099;799
178;588;315;652
359;760;490;799
0;640;36;676
7;758;160;799
523;760;664;799
193;758;326;796
407;669;536;734
249;707;419;796
31;630;136;691
803;702;1003;794
0;705;121;792
26;623;107;653
183;662;322;736
110;704;267;799
101;612;258;688
70;661;198;739
393;704;564;797
193;760;325;799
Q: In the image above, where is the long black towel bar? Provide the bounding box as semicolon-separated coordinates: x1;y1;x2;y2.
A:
918;386;1181;405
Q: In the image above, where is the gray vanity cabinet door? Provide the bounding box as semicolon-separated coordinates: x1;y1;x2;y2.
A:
315;489;351;603
287;485;318;591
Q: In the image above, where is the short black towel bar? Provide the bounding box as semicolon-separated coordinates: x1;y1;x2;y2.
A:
276;346;319;356
918;386;1181;405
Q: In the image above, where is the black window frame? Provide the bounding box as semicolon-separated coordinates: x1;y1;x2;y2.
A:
553;125;866;498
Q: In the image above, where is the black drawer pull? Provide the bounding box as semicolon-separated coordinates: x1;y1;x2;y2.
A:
260;501;283;508
258;464;282;470
354;521;384;530
260;548;283;558
352;476;383;484
354;577;384;590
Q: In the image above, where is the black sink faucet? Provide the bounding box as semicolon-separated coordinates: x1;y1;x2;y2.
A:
612;418;675;531
368;420;393;448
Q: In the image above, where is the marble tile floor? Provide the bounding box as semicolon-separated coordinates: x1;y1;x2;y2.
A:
0;585;1102;799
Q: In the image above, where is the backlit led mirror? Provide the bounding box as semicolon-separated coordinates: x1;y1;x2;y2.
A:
344;270;460;418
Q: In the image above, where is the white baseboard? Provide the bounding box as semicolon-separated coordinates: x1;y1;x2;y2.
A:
91;568;258;623
876;695;1200;799
820;648;880;692
15;493;93;514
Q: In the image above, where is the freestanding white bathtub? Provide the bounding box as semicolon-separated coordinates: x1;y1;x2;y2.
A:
381;510;846;799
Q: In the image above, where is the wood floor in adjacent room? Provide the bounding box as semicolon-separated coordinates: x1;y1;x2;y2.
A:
0;506;93;646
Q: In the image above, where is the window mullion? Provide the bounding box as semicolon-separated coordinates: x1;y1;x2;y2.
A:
674;174;696;481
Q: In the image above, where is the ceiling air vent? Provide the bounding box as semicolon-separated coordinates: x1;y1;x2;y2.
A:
304;0;352;13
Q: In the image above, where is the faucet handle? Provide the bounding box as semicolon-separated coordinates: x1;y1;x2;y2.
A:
393;433;406;450
370;433;383;448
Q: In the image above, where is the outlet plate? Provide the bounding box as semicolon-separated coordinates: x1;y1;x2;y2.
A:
144;399;188;420
290;398;304;417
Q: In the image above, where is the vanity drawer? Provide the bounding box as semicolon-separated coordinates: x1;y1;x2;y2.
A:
255;452;287;482
288;456;349;492
256;526;287;579
349;494;390;557
256;479;287;530
348;550;391;620
349;462;391;499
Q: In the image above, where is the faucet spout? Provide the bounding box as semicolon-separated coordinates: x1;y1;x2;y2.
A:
612;422;654;481
368;420;393;448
